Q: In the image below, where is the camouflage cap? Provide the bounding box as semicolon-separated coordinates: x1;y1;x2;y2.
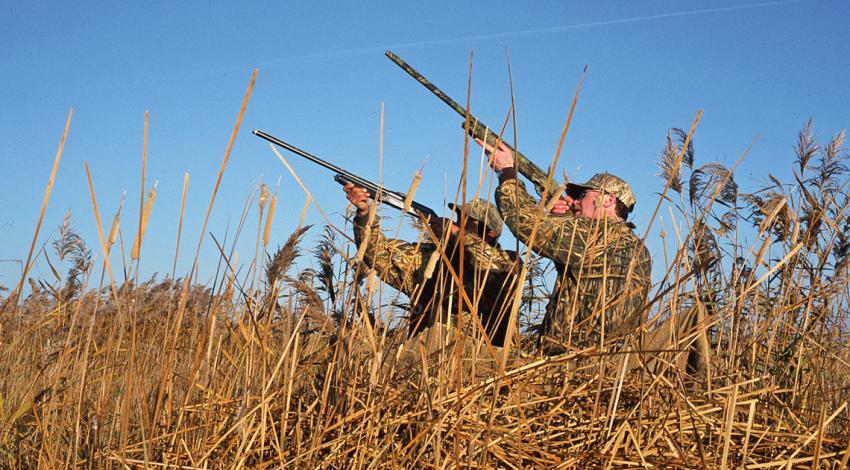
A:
448;198;503;237
567;172;636;209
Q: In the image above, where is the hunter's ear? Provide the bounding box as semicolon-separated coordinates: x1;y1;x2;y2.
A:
602;193;616;208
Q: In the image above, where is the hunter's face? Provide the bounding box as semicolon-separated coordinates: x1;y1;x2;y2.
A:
577;190;604;218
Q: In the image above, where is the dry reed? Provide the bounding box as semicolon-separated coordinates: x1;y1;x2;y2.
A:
1;94;848;469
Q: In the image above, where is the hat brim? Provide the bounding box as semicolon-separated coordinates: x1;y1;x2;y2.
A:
448;202;483;221
446;203;503;236
566;182;634;210
566;181;597;192
565;182;597;199
447;202;482;220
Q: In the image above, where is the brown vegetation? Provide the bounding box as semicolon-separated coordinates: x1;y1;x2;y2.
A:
1;92;848;466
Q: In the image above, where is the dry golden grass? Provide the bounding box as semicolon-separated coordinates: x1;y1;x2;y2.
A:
1;74;848;468
1;248;848;468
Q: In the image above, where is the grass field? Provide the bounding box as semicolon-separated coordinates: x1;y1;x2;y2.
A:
1;90;848;467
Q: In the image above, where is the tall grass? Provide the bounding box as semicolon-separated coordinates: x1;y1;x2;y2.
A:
1;102;848;466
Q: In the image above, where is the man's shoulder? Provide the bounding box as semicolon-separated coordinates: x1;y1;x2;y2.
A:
612;218;641;238
605;219;650;257
495;176;530;199
616;221;652;273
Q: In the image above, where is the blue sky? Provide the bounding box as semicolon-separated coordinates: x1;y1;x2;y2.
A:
1;0;848;290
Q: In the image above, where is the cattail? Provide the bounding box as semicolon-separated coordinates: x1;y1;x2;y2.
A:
106;192;126;256
402;168;423;215
131;182;157;261
263;194;277;248
259;183;270;211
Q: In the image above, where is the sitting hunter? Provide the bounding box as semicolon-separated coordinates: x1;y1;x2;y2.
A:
344;183;520;347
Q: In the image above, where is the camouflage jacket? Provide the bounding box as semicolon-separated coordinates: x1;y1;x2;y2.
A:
353;212;520;345
495;172;652;350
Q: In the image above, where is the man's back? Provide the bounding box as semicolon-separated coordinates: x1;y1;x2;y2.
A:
352;211;520;345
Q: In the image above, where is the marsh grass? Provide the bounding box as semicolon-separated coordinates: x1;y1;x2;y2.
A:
1;83;848;467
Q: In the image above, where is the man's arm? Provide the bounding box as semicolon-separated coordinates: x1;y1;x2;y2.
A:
495;174;591;266
479;139;589;266
346;183;430;295
352;212;431;294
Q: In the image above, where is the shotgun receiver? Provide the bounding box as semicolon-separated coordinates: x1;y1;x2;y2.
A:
385;50;558;199
253;129;438;219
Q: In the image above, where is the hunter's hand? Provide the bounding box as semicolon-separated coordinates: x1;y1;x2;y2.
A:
475;138;515;171
343;183;371;215
550;197;571;215
551;194;582;215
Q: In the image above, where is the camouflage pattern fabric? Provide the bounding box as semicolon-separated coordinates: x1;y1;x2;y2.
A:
495;176;652;352
353;213;520;346
567;172;637;209
448;198;504;238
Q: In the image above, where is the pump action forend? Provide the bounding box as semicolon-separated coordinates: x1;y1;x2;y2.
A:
384;50;558;199
253;129;438;219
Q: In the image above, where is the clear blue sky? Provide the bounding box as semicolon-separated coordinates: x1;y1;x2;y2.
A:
1;0;848;289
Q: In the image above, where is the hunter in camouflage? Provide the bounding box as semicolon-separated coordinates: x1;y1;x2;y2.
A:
479;139;652;353
344;183;520;347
